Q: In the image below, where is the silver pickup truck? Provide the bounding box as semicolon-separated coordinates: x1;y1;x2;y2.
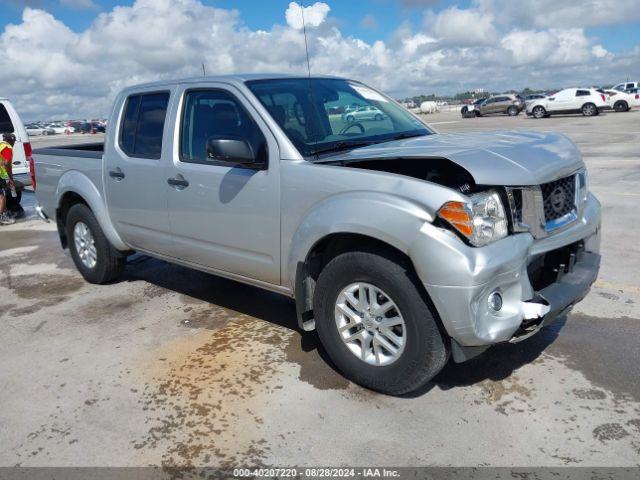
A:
34;74;601;395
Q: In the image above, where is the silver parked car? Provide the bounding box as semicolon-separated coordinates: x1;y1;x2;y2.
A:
34;74;601;395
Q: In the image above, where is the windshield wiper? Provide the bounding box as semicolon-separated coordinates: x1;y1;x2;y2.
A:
390;131;428;141
312;139;377;156
311;131;429;157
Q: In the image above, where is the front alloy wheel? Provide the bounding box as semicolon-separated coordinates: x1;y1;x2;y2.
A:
335;282;406;366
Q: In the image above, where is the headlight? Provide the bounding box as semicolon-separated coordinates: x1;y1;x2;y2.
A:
437;190;508;247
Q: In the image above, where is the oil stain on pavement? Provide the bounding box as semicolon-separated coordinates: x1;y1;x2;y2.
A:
134;317;295;468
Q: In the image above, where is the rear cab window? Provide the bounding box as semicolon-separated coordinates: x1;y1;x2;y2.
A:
119;92;170;159
0;103;15;134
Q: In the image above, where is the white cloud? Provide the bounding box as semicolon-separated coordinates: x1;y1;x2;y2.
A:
501;28;592;66
477;0;640;29
0;0;638;120
428;7;497;46
285;2;330;30
592;44;610;58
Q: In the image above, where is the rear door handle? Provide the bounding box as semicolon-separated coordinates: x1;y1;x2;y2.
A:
167;175;189;189
109;168;125;180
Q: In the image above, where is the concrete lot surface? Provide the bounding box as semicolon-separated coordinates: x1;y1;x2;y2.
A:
1;110;639;468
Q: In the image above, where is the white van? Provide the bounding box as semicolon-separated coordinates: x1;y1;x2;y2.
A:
0;97;33;191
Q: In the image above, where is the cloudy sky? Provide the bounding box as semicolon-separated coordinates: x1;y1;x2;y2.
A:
1;0;639;120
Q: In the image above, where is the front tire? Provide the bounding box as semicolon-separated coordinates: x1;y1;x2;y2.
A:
313;248;449;395
346;115;355;123
66;203;126;284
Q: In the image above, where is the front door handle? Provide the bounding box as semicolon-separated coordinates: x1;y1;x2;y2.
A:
167;175;189;189
109;168;125;180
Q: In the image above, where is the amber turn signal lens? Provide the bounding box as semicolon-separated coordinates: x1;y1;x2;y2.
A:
438;201;473;237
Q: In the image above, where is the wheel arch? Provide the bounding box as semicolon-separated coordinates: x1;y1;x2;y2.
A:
294;232;419;332
287;191;436;332
55;170;128;251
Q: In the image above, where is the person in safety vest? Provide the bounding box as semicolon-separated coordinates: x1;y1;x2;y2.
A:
0;133;17;225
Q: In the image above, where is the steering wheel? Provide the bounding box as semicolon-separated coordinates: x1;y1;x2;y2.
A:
339;122;365;135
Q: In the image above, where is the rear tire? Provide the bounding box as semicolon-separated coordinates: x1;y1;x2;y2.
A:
66;203;126;284
507;106;519;116
532;106;546;118
582;103;597;116
614;101;629;112
313;248;449;395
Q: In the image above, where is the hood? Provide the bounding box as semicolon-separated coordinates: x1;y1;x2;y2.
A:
320;131;584;186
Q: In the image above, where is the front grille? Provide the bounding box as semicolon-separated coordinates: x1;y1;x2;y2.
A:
511;189;523;225
541;175;576;223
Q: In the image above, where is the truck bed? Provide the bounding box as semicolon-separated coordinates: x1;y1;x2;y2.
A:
34;142;104;159
33;142;105;220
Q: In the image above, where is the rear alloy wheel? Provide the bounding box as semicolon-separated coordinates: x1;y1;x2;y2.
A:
346;115;355;123
507;106;519;116
374;113;383;121
66;203;126;284
532;106;546;118
582;103;597;116
614;101;629;112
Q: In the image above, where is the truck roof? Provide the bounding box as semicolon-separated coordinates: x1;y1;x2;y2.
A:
120;73;345;91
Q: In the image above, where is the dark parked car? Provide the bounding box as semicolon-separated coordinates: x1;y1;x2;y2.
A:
80;122;105;134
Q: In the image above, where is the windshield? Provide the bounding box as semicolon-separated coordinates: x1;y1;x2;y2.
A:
246;78;432;157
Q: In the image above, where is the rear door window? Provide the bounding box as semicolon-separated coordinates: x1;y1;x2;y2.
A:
0;104;15;134
119;92;170;159
576;90;590;97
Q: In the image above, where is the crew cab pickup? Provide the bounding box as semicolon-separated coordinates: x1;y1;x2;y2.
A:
34;74;601;395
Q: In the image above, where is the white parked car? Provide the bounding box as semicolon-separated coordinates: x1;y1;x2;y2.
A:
25;124;45;136
0;97;33;191
526;88;609;118
343;105;387;122
45;124;71;134
604;90;639;112
613;81;639;92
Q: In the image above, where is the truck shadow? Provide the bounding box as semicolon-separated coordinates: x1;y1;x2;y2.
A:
122;254;300;332
407;319;566;397
122;254;567;396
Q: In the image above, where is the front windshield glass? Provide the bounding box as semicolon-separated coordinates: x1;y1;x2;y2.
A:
246;78;432;158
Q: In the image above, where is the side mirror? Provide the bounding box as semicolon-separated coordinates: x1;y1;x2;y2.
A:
205;136;260;168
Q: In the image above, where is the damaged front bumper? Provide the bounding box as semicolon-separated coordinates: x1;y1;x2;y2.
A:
411;193;601;362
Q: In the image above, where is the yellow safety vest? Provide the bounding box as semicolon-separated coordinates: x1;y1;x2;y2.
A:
0;142;11;179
